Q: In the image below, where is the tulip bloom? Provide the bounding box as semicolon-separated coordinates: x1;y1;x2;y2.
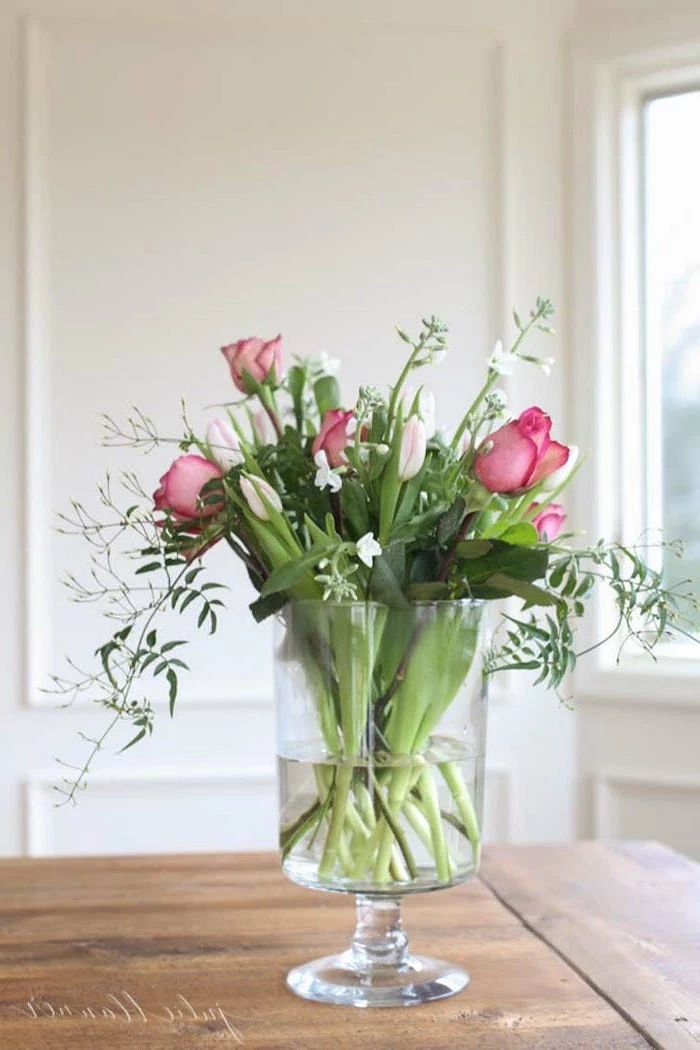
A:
153;456;223;520
474;406;569;494
240;475;282;521
398;417;427;481
312;409;355;469
531;502;566;541
206;419;243;471
252;408;278;446
221;336;282;393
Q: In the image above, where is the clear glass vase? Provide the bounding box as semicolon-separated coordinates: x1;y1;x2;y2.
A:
275;599;488;1008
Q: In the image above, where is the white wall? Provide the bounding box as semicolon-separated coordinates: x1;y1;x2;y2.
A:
0;0;697;857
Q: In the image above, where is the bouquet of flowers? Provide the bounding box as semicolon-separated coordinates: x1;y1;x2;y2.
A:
55;298;696;891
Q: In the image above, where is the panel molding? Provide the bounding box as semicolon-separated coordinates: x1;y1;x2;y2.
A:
24;765;277;856
593;767;700;837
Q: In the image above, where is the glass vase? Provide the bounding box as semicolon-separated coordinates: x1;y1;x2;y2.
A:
275;599;488;1008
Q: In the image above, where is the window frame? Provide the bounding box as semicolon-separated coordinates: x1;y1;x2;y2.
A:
571;30;700;704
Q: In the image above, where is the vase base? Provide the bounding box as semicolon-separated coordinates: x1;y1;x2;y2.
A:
286;952;469;1008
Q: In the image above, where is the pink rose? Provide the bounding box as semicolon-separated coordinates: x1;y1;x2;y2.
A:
221;335;282;393
312;409;355;469
398;417;427;481
531;502;566;542
474;406;569;494
153;455;224;520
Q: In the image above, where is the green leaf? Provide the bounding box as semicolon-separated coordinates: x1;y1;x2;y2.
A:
313;376;341;417
437;497;466;546
458;540;548;584
341;478;371;539
146;629;157;649
472;573;560;607
455;539;493;560
287;364;306;428
261;545;334;597
118;728;146;753
249;591;287;623
135;561;162;575
160;640;187;653
499;523;539;546
166;669;178;716
369;544;409;608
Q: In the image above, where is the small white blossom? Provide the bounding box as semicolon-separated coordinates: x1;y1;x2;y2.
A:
487;339;514;376
539;356;555;376
431;349;448;365
356;532;382;568
313;450;342;493
318;350;340;375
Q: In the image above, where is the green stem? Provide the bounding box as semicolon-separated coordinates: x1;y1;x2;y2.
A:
318;763;354;878
280;798;322;859
439;761;481;870
418;769;451;882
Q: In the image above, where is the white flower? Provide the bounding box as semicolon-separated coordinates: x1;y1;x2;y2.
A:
313;450;342;493
252;408;277;446
400;386;436;439
319;350;340;375
487;339;514;376
356;532;382;568
240;474;282;520
206;419;244;470
431;349;448;365
539;356;555;376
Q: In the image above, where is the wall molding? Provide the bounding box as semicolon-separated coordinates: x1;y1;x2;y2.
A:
24;765;277;856
593;767;700;838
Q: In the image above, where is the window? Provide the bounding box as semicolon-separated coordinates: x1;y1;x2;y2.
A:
644;90;700;624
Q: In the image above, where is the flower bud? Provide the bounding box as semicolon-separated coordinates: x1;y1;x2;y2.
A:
240;475;282;521
539;445;579;492
206;419;243;471
398;417;427;481
221;336;282;393
252;408;278;446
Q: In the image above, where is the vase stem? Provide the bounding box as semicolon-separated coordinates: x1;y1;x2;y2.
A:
349;895;408;972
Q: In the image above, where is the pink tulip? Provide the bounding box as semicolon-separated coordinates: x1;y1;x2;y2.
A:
312;409;355;469
153;455;224;520
252;408;278;446
474;406;569;494
206;419;243;470
398;417;427;481
531;502;566;541
240;475;282;521
221;335;282;393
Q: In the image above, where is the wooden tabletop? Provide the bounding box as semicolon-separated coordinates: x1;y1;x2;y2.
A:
0;842;697;1049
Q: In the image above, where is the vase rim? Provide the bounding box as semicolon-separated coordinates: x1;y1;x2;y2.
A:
286;598;484;609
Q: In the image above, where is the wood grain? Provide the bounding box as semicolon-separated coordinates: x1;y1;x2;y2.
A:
480;840;700;1050
0;845;681;1048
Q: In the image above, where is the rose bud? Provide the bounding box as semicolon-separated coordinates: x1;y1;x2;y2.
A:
240;475;283;521
252;408;278;446
531;502;566;542
540;444;579;491
474;406;569;494
311;409;355;469
221;335;282;394
206;419;243;471
398;417;427;481
153;455;224;520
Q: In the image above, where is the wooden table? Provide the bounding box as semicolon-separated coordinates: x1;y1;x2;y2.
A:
0;842;697;1048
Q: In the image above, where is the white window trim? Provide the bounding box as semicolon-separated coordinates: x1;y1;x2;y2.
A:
571;26;700;706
